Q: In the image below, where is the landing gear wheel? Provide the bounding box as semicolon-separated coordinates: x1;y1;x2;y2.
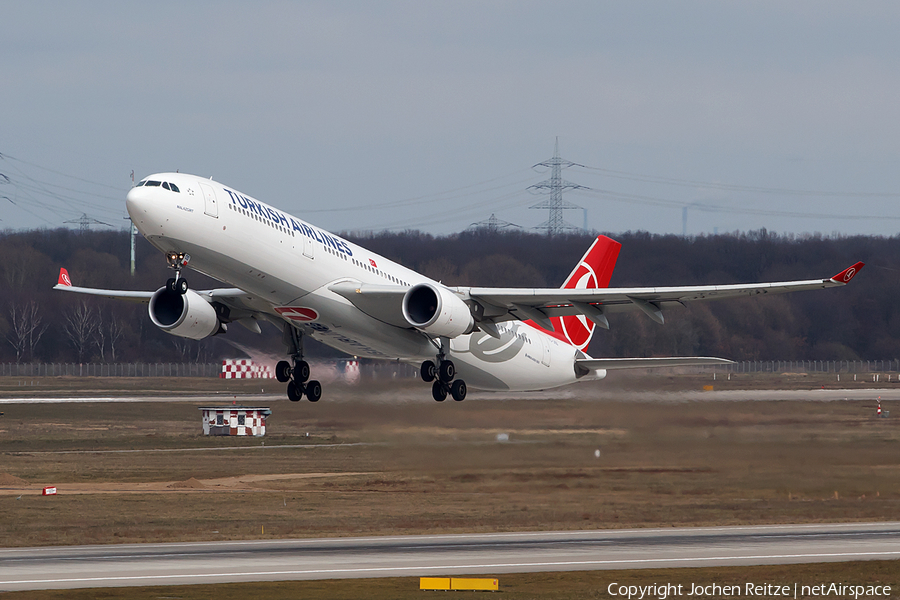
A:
450;379;467;402
166;278;176;293
287;380;303;402
275;360;291;383
438;360;455;383
432;381;447;402
293;360;310;383
177;278;188;294
420;360;436;383
306;380;322;402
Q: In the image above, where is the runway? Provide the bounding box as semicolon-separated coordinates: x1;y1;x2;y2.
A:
1;522;898;591
3;387;900;404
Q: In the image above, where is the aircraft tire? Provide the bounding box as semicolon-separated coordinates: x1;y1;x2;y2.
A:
294;360;310;383
275;360;291;383
287;381;303;402
165;278;176;293
420;360;436;382
450;379;467;401
432;381;447;402
306;380;322;402
438;360;455;383
177;278;189;294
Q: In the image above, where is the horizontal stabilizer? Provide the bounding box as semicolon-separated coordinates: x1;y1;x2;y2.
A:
576;357;734;371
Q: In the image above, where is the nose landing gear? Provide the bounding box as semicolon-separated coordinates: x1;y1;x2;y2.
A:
165;252;191;294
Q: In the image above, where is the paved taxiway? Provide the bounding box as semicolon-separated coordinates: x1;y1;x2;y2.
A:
1;522;898;591
3;387;900;404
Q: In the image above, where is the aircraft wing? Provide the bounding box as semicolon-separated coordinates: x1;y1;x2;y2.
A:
328;280;410;327
464;262;864;326
53;269;251;304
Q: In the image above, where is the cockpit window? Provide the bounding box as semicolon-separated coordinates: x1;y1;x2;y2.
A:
162;182;171;191
169;182;180;193
145;181;161;187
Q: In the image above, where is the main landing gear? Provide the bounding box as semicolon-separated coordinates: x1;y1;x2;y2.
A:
420;337;467;402
165;252;191;294
277;324;322;402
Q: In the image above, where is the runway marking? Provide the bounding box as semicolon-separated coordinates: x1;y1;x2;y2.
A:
2;521;896;555
4;551;900;586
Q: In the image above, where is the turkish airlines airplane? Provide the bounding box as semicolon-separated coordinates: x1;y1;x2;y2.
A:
54;173;864;402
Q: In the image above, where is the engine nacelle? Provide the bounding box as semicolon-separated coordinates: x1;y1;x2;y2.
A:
402;283;474;338
149;287;220;340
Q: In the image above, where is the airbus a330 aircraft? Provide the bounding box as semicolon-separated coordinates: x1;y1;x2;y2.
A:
54;173;864;402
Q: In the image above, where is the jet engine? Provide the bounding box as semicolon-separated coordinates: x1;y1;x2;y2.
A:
402;283;474;338
149;287;221;340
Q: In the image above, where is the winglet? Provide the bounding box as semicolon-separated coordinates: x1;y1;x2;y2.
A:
830;262;864;284
57;268;73;287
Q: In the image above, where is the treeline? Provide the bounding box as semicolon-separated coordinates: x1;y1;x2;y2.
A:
0;227;895;363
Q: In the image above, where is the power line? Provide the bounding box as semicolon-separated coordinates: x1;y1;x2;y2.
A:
575;163;900;198
571;188;900;221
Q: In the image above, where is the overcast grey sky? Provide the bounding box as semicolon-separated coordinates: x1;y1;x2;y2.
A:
3;1;900;237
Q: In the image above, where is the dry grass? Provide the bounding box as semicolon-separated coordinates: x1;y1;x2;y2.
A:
1;377;899;547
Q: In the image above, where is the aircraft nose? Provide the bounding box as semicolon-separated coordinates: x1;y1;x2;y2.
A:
126;185;150;217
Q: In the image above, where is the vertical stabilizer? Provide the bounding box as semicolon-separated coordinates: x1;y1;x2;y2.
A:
551;235;621;350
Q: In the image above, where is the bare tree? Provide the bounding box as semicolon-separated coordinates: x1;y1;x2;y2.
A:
107;316;126;362
170;336;211;363
64;301;97;363
171;336;192;362
92;313;107;361
5;301;48;363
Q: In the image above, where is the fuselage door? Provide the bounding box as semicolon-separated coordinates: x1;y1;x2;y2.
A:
302;235;315;259
199;182;218;218
540;335;551;367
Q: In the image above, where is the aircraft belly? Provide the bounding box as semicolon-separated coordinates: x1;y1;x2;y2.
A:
449;328;578;392
283;285;430;359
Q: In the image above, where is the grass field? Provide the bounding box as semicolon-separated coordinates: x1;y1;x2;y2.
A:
1;375;898;546
1;374;898;596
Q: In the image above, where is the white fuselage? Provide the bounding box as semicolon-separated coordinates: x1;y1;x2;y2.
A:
126;173;601;391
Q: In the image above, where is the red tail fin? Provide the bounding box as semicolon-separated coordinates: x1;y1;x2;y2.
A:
551;236;621;350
